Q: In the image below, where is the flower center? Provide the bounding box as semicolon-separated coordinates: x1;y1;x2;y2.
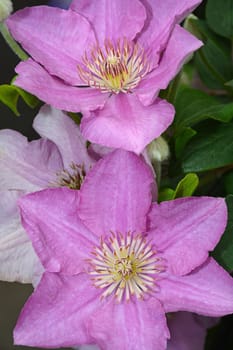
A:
89;232;163;302
78;38;150;94
52;162;86;190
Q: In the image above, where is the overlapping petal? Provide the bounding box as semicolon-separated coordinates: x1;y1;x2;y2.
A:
7;6;96;85
70;0;146;46
18;188;98;274
0;129;62;191
78;150;154;236
33;105;94;171
0;191;39;283
89;298;169;350
148;197;227;276
14;59;107;113
136;25;203;105
158;258;233;316
81;94;175;154
138;0;202;50
14;273;102;347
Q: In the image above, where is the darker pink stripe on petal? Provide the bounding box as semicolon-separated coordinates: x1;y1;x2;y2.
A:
78;149;154;236
70;0;146;46
89;297;169;350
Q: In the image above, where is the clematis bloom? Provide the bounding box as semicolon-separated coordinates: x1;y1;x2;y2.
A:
0;105;93;283
6;0;203;153
15;150;233;349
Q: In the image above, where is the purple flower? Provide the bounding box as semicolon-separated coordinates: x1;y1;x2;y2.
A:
6;0;202;153
15;150;233;349
0;105;93;283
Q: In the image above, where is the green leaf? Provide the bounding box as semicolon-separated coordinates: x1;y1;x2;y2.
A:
14;86;38;109
173;173;199;198
0;84;38;115
182;122;233;172
158;174;199;202
212;195;233;271
206;0;233;39
174;87;233;130
158;188;175;202
0;85;20;115
187;18;233;89
175;127;197;158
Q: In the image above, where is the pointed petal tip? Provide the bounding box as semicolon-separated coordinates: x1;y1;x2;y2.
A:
81;95;175;154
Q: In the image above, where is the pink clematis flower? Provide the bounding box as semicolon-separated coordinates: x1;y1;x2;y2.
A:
0;105;93;283
15;150;233;349
6;0;203;153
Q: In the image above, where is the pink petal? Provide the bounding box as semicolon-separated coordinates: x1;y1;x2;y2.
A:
14;59;108;113
18;188;98;274
78;149;154;236
138;0;202;51
33;105;94;171
148;197;227;276
14;273;101;347
0;190;39;283
81;94;175;154
70;0;146;46
167;312;215;350
158;258;233;317
136;25;203;105
0;129;63;192
89;297;169;350
7;6;96;85
88;143;113;162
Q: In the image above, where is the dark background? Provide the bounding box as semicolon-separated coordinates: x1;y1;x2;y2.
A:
0;2;72;349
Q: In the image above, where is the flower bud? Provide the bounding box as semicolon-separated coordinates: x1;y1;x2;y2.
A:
0;0;13;22
147;136;170;163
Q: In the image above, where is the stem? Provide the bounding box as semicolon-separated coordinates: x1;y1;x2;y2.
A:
0;22;28;61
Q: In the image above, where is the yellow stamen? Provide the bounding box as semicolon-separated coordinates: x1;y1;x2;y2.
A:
89;232;164;302
78;38;150;94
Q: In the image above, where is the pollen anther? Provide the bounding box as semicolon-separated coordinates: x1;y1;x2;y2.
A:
51;163;86;190
78;38;150;94
89;232;163;302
